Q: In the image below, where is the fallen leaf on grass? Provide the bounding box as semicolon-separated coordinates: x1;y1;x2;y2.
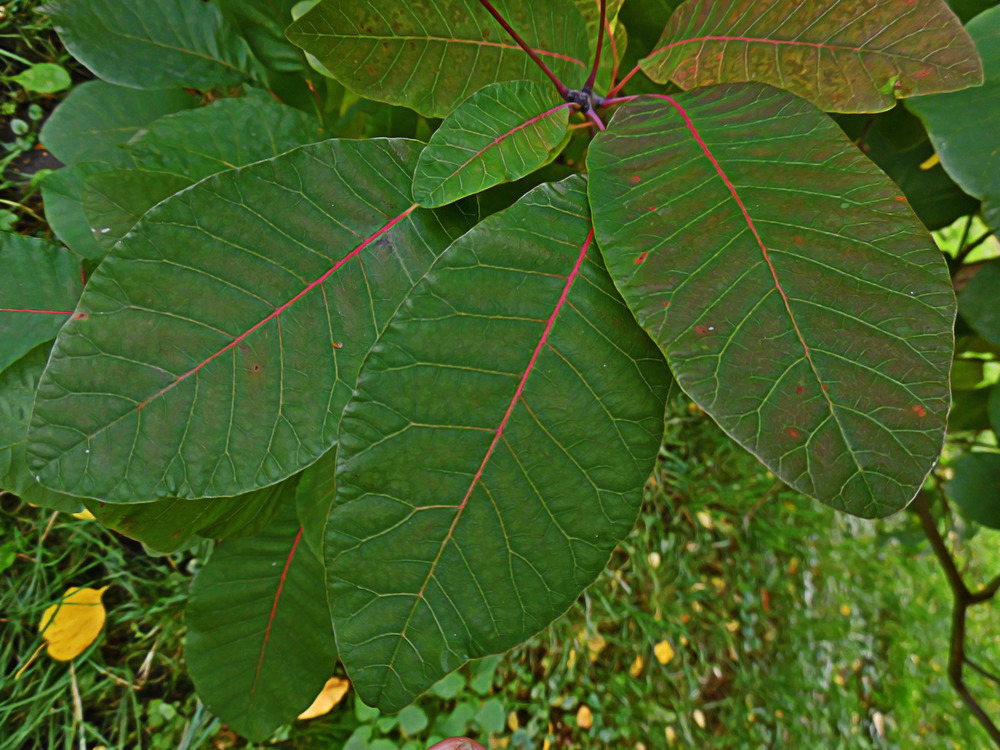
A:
71;509;96;521
576;705;593;729
297;676;350;719
654;640;675;665
39;586;109;660
630;654;643;677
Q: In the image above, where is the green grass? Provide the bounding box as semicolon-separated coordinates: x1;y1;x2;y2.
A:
3;402;998;749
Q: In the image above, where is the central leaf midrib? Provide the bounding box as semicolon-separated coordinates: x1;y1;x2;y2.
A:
377;227;596;701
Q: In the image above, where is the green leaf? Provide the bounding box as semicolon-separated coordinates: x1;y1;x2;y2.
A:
908;7;1000;229
295;447;337;559
85;476;294;553
429;672;466;701
476;697;505;734
572;0;627;95
587;84;954;518
27;139;472;502
947;451;1000;528
9;63;71;93
216;0;307;73
959;261;1000;345
0;233;82;375
329;177;670;710
44;0;253;89
185;487;336;741
397;704;429;734
639;0;983;112
41;164;120;261
990;384;1000;434
40;81;197;167
82;92;326;250
0;344;82;511
950;387;993;431
286;0;591;117
412;80;571;208
835;107;980;231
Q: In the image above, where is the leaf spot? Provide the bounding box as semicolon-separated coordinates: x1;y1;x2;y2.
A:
332;342;344;349
796;385;804;395
631;175;641;183
912;404;926;417
787;428;801;438
634;252;648;265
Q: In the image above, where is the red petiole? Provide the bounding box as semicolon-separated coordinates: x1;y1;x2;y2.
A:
476;0;570;98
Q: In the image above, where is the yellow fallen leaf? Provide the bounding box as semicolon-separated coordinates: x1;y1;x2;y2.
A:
567;648;576;669
654;640;675;665
297;676;350;720
576;705;593;730
693;708;706;729
39;586;109;661
646;551;661;569
71;509;96;521
507;711;519;732
665;726;677;745
840;604;852;616
629;654;643;677
586;634;606;662
920;152;941;170
696;511;713;529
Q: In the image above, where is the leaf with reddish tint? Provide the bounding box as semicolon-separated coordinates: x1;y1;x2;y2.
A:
639;0;983;112
0;234;82;375
186;488;336;741
86;476;296;553
412;80;571;207
573;0;628;94
329;177;670;710
588;83;954;518
27;139;473;503
286;0;591;117
907;6;1000;229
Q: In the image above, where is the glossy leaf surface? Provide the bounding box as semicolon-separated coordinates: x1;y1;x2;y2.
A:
86;476;295;553
959;261;1000;345
44;0;253;89
42;163;120;261
40;81;196;167
286;0;591;117
28;139;471;502
83;93;325;249
412;80;570;208
588;84;954;517
330;177;670;710
186;490;336;740
907;6;1000;229
640;0;983;112
0;234;82;374
947;451;1000;528
216;0;306;73
294;447;337;559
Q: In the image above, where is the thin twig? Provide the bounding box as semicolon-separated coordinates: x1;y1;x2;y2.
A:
967;658;1000;688
913;491;1000;745
584;0;607;92
476;0;569;97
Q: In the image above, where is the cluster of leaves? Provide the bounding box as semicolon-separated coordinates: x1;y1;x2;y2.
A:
2;0;999;741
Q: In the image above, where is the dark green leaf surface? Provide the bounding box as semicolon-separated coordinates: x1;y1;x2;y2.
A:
640;0;983;112
588;84;954;517
39;81;196;167
959;260;1000;345
86;476;295;553
294;447;336;559
330;177;670;710
216;0;306;73
412;80;570;208
186;487;336;740
28;139;471;502
907;7;1000;229
82;93;325;249
44;0;253;89
286;0;591;117
0;234;82;375
0;345;82;511
42;164;119;261
990;384;1000;434
947;451;1000;528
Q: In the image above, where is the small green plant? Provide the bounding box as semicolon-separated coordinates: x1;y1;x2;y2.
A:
2;0;1000;743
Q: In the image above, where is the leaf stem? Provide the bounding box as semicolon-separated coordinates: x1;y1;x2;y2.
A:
584;0;607;92
475;0;569;98
585;109;606;131
606;63;642;98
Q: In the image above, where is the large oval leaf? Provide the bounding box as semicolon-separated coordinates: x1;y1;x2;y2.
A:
83;92;326;250
186;487;336;741
286;0;591;117
330;176;670;711
588;84;954;518
27;139;473;502
0;234;82;374
39;81;197;167
907;6;1000;229
44;0;253;90
947;451;1000;529
412;80;571;207
639;0;983;112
